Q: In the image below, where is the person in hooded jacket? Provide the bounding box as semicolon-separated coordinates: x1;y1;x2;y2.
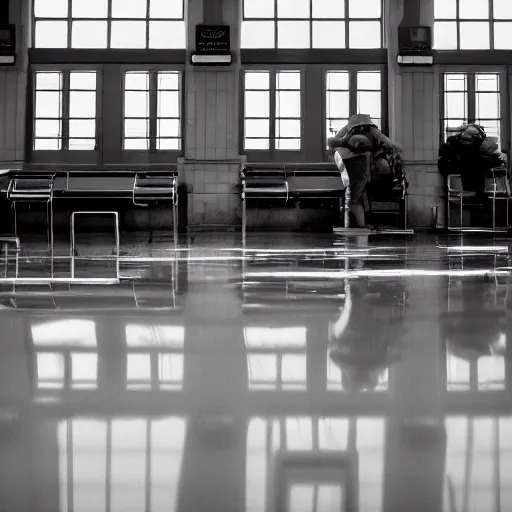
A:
328;114;393;228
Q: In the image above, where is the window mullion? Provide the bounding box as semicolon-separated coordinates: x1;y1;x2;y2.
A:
468;73;476;124
62;71;70;151
68;0;72;48
270;71;276;151
274;0;278;48
349;70;357;117
149;71;157;153
489;0;494;50
107;0;112;49
456;0;460;49
345;0;349;48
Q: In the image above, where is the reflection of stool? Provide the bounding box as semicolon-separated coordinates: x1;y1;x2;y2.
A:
70;211;119;278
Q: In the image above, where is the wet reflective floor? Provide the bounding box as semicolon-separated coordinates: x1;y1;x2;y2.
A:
1;232;512;512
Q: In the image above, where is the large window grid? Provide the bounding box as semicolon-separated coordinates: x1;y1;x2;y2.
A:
123;70;182;151
33;70;99;151
442;72;502;147
434;0;512;50
326;70;383;141
33;0;186;49
241;0;383;49
243;69;302;152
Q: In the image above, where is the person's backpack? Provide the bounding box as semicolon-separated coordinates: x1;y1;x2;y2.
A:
340;124;377;154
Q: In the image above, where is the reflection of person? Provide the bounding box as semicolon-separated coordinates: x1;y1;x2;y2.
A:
328;114;393;228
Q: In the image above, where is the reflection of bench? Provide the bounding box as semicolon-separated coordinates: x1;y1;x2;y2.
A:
4;168;179;249
241;163;345;231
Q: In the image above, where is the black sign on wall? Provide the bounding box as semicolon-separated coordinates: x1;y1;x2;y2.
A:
196;25;230;55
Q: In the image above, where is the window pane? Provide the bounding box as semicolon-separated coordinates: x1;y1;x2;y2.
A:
494;0;512;19
434;0;456;19
313;0;344;18
477;119;500;143
326;119;349;137
72;0;108;18
445;73;467;91
244;0;274;18
157;138;180;150
242;21;275;48
35;91;62;118
127;353;151;381
36;72;62;90
150;0;183;18
349;21;381;48
72;21;108;49
276;91;301;117
327;72;349;90
245;91;270;117
494;22;512;49
445;92;467;119
357;91;381;118
248;354;277;384
313;21;345;48
290;486;314;511
460;22;490;49
34;0;68;18
459;0;489;19
69;119;96;138
35;119;62;139
35;21;68;48
476;74;499;92
327;91;349;118
158;354;184;386
281;354;307;384
125;91;150;117
125;139;149;150
158;72;179;90
276;119;301;138
245;72;270;90
349;0;381;18
112;0;147;18
71;353;98;388
476;93;500;120
278;21;310;48
149;21;186;48
70;72;97;90
276;71;300;90
245;139;270;150
125;119;149;138
35;139;62;150
158;119;180;137
245;119;269;138
158;90;180;117
277;0;309;18
286;417;313;450
37;353;65;388
125;72;150;90
434;21;457;49
70;91;96;118
358;72;381;90
111;21;147;48
69;139;96;150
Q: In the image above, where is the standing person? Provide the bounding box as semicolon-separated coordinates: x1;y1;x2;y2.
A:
328;114;393;228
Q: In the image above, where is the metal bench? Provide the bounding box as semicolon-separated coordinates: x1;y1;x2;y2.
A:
241;163;345;232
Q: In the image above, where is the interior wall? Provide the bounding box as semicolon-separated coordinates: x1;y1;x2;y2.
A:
0;0;28;166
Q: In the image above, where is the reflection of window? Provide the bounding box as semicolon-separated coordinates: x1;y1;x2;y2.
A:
123;71;181;151
246;416;385;512
245;326;307;390
33;0;186;49
241;0;382;49
326;70;382;139
288;484;343;512
434;0;512;50
326;355;389;392
32;318;98;390
33;71;98;151
442;73;501;146
243;70;302;151
58;417;186;512
446;351;506;391
125;323;184;390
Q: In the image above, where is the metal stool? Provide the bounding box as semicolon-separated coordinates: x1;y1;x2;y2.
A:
70;211;120;278
7;175;55;253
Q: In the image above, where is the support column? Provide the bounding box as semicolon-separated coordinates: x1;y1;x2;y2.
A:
179;0;245;227
0;0;29;165
388;0;444;228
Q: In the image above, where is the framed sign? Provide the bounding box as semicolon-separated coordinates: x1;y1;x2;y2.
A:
195;25;230;55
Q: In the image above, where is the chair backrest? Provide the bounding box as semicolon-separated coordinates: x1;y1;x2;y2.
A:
447;174;463;193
